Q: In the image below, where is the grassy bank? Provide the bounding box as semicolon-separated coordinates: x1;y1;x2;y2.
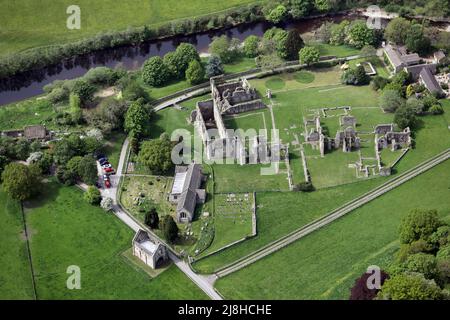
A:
0;0;261;56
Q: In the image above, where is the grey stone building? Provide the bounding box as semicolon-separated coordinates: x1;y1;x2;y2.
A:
132;230;168;269
169;164;206;223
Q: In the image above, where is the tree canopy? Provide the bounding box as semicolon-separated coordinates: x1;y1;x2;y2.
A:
138;135;173;174
1;163;41;201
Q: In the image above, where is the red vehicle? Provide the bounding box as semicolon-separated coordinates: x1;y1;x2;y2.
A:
104;167;114;173
104;179;111;189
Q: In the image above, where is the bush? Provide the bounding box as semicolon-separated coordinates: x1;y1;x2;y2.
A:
299;46;320;65
185;60;205;85
394;106;417;130
145;208;159;229
205;55;224;78
349;270;389;300
1;162;41;201
266;5;288;24
430;104;444;115
72;80;96;105
399;209;443;245
161;215;179;243
84;186;101;205
243;35;260;58
294;181;315;192
83;67;118;86
100;197;114;212
142;56;170;87
371;76;390;91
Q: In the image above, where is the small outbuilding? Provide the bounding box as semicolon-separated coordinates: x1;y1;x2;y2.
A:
132;230;168;269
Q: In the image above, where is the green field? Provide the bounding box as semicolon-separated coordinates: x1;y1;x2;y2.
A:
215;160;450;299
21;181;207;299
0;0;261;56
0;188;35;299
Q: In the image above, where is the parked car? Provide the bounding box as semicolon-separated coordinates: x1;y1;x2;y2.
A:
104;180;111;188
104;167;115;173
102;163;112;169
102;175;109;181
99;158;108;165
96;154;106;160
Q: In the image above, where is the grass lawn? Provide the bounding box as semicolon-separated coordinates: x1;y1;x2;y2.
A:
223;110;270;133
214;160;450;299
0;188;35;299
213;163;289;193
309;42;361;58
0;0;260;56
24;180;207;299
193;176;388;274
0;99;60;131
265;77;286;90
223;57;257;74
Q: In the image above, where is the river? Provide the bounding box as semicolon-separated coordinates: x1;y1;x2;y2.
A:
2;12;446;106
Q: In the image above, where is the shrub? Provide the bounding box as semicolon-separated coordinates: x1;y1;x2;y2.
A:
205;55;224;78
294;181;315;192
399;209;443;245
142;56;170;87
72;80;96;105
83;67;118;86
430;104;444;115
161;215;179;243
349;270;389;300
185;60;205;85
84;186;102;205
243;35;260;58
299;46;320;65
145;208;159;229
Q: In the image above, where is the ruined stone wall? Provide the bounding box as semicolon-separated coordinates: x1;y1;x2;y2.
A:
223;100;265;115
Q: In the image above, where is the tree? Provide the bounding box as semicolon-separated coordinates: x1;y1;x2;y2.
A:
0;155;10;179
342;66;369;86
360;45;377;59
69;93;82;124
299;46;320;65
371;76;389;91
174;43;200;76
257;52;284;71
315;21;333;43
100;197;114;212
284;30;304;61
399;209;443;245
330;20;350;45
406;97;425;115
14;139;31;160
209;35;239;64
138;135;173;174
347;20;376;49
243;35;260;58
100;98;128;130
124;100;150;139
142;56;170;87
394;106;417;130
406;24;431;55
266;5;288;24
145;208;159;229
77;156;98;185
288;0;313;19
349;270;389;300
163;51;180;79
404;253;439;280
161;215;179;243
294;181;315;192
185;60;205;85
84;186;101;205
384;18;412;45
379;89;405;113
205;55;224;78
1;163;41;201
379;273;443;300
72;80;96;105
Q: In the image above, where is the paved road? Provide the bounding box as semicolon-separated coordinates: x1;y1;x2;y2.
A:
215;149;450;278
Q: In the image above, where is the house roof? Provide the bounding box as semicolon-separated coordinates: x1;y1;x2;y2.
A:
24;125;47;139
133;230;160;256
384;45;403;68
172;164;204;217
405;63;437;80
420;67;444;95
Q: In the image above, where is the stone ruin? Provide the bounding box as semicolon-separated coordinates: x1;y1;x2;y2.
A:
375;126;411;152
304;114;360;156
191;76;287;164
